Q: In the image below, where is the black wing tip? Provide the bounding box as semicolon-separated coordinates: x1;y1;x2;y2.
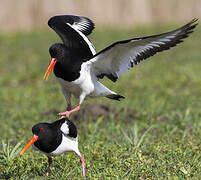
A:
189;18;199;25
172;18;198;43
107;74;118;82
181;18;198;33
187;18;198;27
106;94;125;101
97;73;118;82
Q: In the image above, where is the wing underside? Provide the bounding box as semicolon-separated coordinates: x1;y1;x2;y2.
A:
91;19;198;82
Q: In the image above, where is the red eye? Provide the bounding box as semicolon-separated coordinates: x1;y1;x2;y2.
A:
40;128;45;132
57;49;62;55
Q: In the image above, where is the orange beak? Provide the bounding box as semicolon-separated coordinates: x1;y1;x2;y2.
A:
43;58;57;80
20;135;38;155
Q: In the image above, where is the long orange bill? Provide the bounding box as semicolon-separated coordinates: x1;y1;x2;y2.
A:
20;135;38;155
43;58;57;80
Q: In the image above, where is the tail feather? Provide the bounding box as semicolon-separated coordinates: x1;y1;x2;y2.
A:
106;94;125;101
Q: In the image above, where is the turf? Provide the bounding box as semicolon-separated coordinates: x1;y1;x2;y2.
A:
0;23;201;179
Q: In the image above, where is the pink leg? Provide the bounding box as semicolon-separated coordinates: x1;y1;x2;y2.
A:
66;104;72;111
46;156;52;176
59;104;72;119
79;156;85;177
58;104;81;118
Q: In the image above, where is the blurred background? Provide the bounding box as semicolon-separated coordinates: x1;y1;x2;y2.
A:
0;1;201;178
0;0;201;31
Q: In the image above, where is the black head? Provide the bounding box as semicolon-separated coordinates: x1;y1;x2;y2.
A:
49;43;67;61
32;123;51;140
20;121;62;155
20;118;78;155
31;122;62;153
44;43;68;80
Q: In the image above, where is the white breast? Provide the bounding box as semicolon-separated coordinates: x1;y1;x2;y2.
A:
56;77;82;98
56;62;95;98
32;135;80;157
50;135;79;156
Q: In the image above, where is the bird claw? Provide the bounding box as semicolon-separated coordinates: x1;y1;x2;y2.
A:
58;111;71;118
58;104;81;119
59;115;66;119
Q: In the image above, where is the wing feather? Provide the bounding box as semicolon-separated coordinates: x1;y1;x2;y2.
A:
48;15;95;58
90;19;198;82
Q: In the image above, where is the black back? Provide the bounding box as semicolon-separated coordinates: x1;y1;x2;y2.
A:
62;119;77;138
32;118;77;153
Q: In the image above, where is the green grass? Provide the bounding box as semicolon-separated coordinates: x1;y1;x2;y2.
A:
0;23;201;179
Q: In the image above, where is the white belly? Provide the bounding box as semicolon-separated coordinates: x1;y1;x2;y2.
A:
56;62;95;99
32;135;80;157
55;62;116;103
56;77;82;98
50;135;79;156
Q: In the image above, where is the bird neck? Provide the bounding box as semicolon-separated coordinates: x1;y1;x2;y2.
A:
53;60;82;82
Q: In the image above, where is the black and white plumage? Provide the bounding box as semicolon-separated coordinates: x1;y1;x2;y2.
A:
43;15;198;117
20;118;85;177
48;15;96;59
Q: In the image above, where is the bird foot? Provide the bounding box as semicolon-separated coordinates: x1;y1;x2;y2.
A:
58;104;81;119
58;111;71;118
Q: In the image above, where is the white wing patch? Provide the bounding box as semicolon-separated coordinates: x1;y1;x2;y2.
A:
67;23;96;55
71;17;92;32
60;121;69;135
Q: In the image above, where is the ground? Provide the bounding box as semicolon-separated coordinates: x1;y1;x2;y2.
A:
0;23;201;179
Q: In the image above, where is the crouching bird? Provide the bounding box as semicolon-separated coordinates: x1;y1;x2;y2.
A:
20;118;85;177
43;15;198;118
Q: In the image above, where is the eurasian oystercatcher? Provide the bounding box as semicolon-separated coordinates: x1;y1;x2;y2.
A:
43;15;198;118
20;118;85;177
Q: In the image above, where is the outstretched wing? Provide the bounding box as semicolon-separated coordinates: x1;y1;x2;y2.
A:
90;19;198;82
48;15;96;59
